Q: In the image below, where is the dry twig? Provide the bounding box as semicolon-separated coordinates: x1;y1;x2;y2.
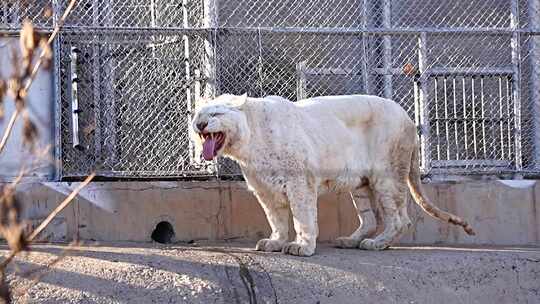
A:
0;0;77;154
0;2;90;303
28;173;95;242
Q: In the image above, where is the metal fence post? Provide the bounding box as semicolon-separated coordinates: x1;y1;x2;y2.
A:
103;0;118;171
182;0;195;168
203;0;219;175
382;0;393;99
511;0;523;172
52;0;63;180
296;61;307;100
257;28;265;96
418;32;430;173
529;0;540;170
92;0;102;170
361;0;371;95
203;0;218;99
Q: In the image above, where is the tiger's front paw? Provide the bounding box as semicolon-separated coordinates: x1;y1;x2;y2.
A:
255;238;286;252
282;241;315;256
359;238;390;251
335;236;361;248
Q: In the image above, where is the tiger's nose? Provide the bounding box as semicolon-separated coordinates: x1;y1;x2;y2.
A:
196;122;208;132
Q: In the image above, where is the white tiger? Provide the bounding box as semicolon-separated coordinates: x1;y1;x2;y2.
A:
192;94;474;256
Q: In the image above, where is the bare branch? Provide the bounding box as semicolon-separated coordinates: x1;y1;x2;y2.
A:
0;111;19;155
23;0;78;93
28;173;95;242
0;0;78;154
0;172;94;270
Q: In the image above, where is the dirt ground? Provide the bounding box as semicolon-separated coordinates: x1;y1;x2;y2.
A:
3;241;540;304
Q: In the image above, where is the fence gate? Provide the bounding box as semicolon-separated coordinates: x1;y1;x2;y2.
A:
55;1;212;179
415;73;520;176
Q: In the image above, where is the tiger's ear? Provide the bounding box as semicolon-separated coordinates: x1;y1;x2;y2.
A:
194;95;210;112
237;93;247;106
229;93;248;108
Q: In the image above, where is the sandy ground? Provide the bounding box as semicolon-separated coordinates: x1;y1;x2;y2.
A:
2;241;540;304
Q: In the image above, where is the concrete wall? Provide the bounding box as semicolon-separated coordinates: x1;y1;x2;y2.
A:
14;179;540;246
0;37;55;181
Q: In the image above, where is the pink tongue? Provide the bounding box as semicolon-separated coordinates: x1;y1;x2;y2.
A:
202;137;217;161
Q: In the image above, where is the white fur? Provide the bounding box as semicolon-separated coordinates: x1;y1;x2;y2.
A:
192;94;473;256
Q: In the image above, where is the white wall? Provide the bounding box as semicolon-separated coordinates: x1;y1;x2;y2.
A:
0;37;54;181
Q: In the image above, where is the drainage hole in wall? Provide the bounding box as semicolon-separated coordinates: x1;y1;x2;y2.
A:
151;221;175;244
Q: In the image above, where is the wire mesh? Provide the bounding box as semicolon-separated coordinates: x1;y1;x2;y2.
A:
1;0;540;180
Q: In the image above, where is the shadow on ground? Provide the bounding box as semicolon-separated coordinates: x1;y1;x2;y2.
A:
3;241;540;303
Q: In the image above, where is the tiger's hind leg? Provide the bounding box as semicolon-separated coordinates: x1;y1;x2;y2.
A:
335;188;378;248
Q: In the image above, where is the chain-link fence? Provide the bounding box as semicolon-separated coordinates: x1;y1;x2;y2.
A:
2;0;540;180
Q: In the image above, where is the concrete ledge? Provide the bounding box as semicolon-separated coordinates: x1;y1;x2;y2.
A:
10;180;540;245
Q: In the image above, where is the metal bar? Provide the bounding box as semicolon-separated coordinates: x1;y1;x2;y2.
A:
510;0;523;171
431;160;512;168
498;77;506;160
150;0;156;27
192;68;202;168
431;117;511;122
528;0;540;170
102;0;118;170
480;77;487;158
418;32;429;170
304;67;356;75
296;61;307;101
471;77;477;157
5;25;540;36
453;77;459;160
149;0;158;58
52;0;63;181
361;0;370;94
462;77;468;161
256;28;265;96
370;67;515;76
69;46;81;150
54;26;540;35
413;76;423;169
92;0;102;171
434;77;441;160
203;0;218;98
506;76;513;162
414;76;420;130
425;67;514;76
182;0;195;168
443;77;450;160
382;0;393;99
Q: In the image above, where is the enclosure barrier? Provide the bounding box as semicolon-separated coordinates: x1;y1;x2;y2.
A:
1;0;540;181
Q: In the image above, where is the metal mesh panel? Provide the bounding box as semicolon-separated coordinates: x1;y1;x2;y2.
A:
218;0;365;28
57;32;212;177
54;0;204;28
0;1;52;29
210;0;540;179
2;0;540;180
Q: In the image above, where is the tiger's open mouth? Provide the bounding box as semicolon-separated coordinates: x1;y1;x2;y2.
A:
200;132;225;161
